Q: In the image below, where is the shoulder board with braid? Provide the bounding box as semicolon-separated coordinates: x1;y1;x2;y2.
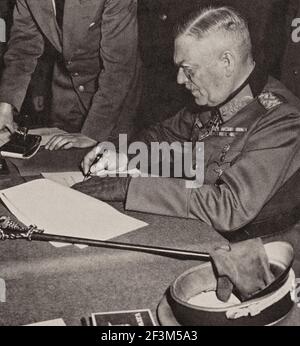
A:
257;91;287;111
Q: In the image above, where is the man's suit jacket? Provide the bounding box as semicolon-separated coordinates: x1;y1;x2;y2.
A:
0;0;141;141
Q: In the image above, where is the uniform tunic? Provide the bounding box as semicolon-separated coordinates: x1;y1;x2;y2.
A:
125;75;300;232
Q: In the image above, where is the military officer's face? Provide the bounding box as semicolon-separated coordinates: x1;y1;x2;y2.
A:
174;34;231;107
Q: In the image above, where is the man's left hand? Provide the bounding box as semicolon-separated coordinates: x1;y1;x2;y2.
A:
72;176;131;202
45;133;97;150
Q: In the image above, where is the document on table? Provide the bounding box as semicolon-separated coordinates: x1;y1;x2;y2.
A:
42;171;85;187
0;179;148;247
41;170;142;188
25;319;66;326
0;129;11;146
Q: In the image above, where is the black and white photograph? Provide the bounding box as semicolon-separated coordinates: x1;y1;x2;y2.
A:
0;0;300;331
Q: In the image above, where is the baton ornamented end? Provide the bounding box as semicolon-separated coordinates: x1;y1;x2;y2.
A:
0;216;44;241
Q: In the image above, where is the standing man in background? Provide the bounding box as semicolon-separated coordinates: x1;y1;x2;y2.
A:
0;0;141;150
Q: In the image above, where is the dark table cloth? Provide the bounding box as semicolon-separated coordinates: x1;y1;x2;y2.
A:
0;149;299;326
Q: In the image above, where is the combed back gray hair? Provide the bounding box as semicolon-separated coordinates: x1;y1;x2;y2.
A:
175;6;253;62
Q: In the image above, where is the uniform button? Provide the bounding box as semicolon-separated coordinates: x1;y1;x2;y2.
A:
159;14;168;21
222;144;231;153
220;155;226;162
78;85;85;92
66;60;72;66
294;69;299;76
72;72;79;77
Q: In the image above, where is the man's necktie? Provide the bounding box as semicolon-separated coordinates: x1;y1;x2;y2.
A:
54;0;65;29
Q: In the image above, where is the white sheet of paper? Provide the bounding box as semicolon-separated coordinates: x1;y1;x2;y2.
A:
41;172;128;248
48;241;88;248
28;127;67;146
0;278;6;303
95;168;142;178
25;318;66;326
0;179;148;246
0;129;11;146
42;172;85;187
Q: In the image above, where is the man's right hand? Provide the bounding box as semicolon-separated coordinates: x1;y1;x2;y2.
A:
82;144;128;176
0;103;16;133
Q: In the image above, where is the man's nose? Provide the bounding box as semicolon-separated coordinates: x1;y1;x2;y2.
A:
177;67;188;85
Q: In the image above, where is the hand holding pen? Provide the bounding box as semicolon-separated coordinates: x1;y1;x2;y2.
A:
84;153;103;180
82;144;128;179
82;144;107;179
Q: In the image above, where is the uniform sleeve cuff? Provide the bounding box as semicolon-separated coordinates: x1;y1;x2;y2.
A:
125;176;192;218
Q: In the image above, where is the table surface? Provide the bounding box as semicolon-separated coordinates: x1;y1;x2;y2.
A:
0;148;299;326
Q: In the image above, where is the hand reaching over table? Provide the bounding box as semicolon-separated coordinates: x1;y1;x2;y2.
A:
45;133;97;150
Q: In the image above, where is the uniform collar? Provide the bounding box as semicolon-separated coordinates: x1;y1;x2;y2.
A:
211;64;268;122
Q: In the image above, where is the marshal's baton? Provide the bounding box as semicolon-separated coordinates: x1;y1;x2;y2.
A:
0;216;211;261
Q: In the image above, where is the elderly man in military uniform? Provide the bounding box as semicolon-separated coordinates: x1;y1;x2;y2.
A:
136;0;287;129
0;0;141;149
75;6;300;234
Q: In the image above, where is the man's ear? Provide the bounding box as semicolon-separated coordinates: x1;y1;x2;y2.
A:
221;51;235;77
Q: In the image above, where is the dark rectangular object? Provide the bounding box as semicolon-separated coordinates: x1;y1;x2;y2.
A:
0;133;41;159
